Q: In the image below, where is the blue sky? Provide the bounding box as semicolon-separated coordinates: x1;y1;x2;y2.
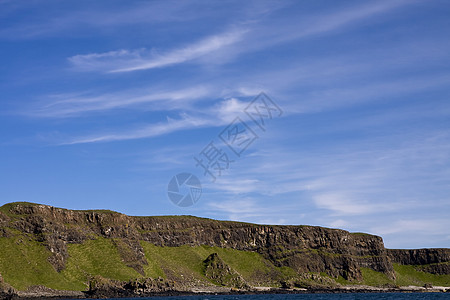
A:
1;0;449;249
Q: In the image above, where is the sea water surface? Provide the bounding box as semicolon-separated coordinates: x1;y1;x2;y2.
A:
91;293;450;300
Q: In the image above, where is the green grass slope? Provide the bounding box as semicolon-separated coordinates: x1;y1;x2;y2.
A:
0;236;141;291
140;242;292;286
0;235;76;291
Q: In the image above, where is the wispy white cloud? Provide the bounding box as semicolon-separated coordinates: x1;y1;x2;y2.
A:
113;29;246;73
61;113;213;145
69;29;247;73
313;192;394;216
207;197;262;215
297;0;411;37
204;178;261;194
0;1;205;39
305;134;450;217
68;49;144;72
373;219;448;236
56;95;257;144
209;97;249;123
26;86;212;118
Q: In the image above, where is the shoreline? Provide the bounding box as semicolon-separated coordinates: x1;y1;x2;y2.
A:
8;285;450;300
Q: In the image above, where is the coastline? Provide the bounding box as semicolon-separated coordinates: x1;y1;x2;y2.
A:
7;284;450;300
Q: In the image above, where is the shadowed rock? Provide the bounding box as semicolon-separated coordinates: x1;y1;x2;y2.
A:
203;253;249;289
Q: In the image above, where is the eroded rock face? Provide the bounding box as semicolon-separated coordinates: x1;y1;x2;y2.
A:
418;263;450;275
86;275;176;298
388;248;450;275
388;249;450;265
1;202;448;283
0;273;17;300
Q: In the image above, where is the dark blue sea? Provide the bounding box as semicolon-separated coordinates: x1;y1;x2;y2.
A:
88;293;450;300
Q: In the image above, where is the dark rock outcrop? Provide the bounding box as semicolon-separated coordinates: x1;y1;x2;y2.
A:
0;273;17;300
418;263;450;275
85;275;176;298
203;253;248;289
388;248;450;275
388;249;450;265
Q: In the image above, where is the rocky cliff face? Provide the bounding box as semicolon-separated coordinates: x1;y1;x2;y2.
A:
388;249;450;275
388;249;450;265
0;202;448;289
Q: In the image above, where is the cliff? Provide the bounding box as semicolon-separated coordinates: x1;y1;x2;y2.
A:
0;202;448;296
388;249;450;275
